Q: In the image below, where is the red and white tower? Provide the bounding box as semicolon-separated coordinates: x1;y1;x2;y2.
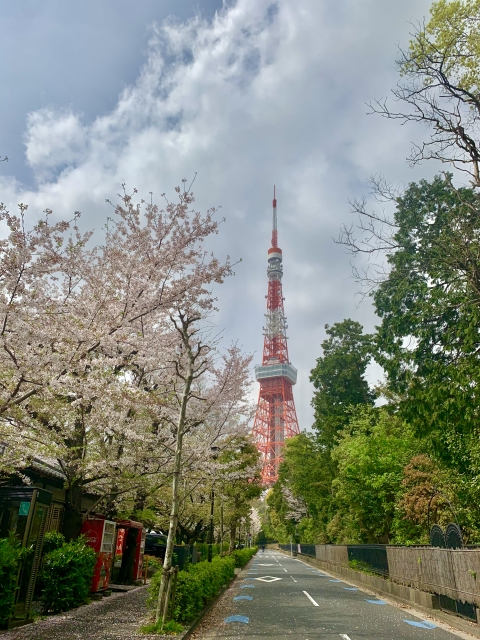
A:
252;188;300;485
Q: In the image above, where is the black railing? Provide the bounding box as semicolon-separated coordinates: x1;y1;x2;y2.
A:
347;544;389;576
300;544;316;557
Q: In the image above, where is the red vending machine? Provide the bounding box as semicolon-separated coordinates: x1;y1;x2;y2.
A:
115;520;146;582
80;517;116;592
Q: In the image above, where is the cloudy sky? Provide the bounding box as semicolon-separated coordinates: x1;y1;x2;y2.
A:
0;0;438;429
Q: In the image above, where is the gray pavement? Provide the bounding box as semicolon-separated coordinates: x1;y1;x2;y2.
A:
201;550;467;640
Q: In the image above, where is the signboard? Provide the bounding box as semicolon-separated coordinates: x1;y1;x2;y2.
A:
18;502;30;516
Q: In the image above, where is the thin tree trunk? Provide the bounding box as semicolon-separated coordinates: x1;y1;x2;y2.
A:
156;358;193;627
229;522;236;552
220;501;224;554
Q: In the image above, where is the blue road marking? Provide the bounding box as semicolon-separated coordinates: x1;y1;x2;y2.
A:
344;587;358;591
225;615;249;624
240;584;255;589
234;595;253;601
404;620;437;629
366;599;387;605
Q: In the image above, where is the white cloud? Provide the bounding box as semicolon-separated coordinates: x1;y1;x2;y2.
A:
25;109;88;181
0;0;437;429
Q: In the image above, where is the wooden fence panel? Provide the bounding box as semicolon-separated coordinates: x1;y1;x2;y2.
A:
450;550;480;606
315;545;348;566
387;547;480;606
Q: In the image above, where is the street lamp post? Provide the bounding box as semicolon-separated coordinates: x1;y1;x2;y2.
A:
208;446;220;563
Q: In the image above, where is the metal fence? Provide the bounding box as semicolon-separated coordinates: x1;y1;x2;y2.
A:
347;544;389;576
300;544;316;557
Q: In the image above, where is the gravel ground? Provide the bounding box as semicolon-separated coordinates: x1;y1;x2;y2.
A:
0;587;164;640
189;584;237;640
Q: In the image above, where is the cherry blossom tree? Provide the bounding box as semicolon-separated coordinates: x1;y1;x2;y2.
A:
155;307;253;627
0;183;253;542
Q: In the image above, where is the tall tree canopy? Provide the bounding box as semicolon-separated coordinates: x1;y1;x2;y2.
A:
310;319;375;449
374;177;480;472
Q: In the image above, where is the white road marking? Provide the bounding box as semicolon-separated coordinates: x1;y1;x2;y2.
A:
255;576;282;582
303;591;319;606
290;576;297;583
283;568;288;572
340;635;352;640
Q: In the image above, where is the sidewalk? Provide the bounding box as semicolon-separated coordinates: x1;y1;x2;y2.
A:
0;586;159;640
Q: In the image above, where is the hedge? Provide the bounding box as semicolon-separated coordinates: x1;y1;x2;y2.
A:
230;547;257;568
148;546;257;624
0;537;24;625
41;536;96;613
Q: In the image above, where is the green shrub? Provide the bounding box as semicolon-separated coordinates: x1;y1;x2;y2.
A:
0;536;24;625
195;542;229;560
148;554;236;624
230;546;257;568
144;554;162;575
41;536;96;613
42;531;65;555
348;559;377;575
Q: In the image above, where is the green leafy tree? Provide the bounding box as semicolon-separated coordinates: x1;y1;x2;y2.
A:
217;435;262;551
329;407;418;543
310;319;376;450
373;177;480;474
274;434;334;542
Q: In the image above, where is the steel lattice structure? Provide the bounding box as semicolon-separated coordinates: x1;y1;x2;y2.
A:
252;189;300;485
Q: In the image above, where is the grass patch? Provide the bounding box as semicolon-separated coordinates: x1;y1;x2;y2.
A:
140;619;183;635
348;559;379;576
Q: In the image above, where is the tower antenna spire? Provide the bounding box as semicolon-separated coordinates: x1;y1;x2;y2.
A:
272;185;278;248
252;190;300;485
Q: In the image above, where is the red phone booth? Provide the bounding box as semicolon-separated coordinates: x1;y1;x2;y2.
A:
80;517;116;591
115;520;146;582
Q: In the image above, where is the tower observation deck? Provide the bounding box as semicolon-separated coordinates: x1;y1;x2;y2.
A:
252;188;300;485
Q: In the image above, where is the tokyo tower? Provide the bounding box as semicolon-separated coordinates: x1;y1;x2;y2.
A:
252;188;300;485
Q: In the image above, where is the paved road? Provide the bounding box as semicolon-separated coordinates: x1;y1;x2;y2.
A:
201;550;465;640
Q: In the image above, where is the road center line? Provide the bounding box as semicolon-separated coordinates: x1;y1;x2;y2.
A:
303;591;319;606
290;575;297;583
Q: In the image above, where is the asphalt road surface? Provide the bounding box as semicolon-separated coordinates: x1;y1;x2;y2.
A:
203;550;465;640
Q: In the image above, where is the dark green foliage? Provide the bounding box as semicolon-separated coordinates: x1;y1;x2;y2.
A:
230;547;257;568
148;549;256;624
372;176;480;537
41;531;66;555
374;177;480;461
41;536;96;613
310;319;375;450
329;407;418;543
195;542;228;561
0;536;24;625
